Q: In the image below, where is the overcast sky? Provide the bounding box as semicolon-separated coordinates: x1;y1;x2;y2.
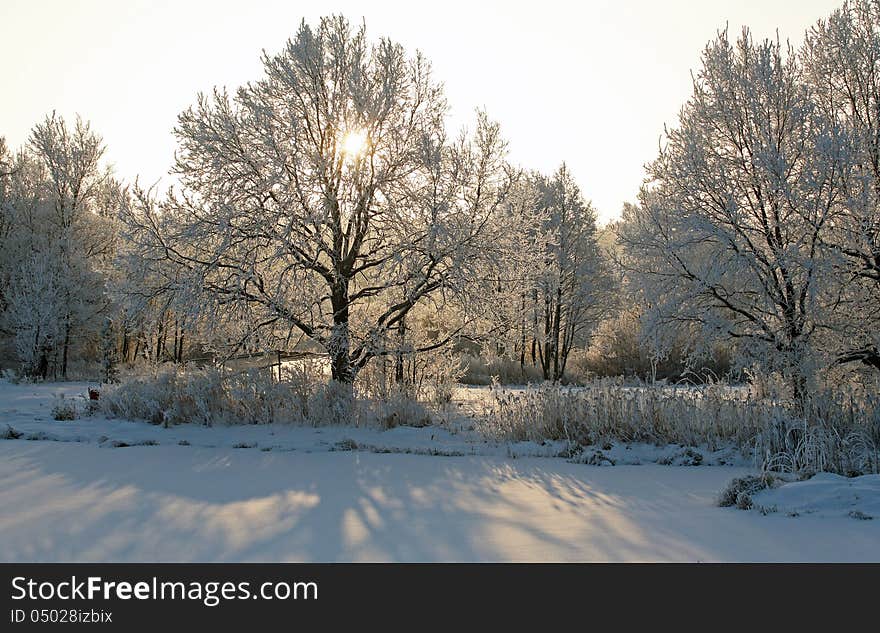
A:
1;0;840;223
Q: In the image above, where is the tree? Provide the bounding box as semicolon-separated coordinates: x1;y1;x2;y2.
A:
466;172;546;371
28;113;115;377
113;208;190;366
471;166;614;383
0;148;62;375
6;253;65;378
619;28;852;396
0;116;121;378
0;137;15;311
474;166;617;383
123;16;513;384
802;0;880;372
530;165;614;381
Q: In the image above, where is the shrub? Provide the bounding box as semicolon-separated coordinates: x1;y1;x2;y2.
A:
99;364;438;429
357;348;463;407
51;394;78;420
99;365;311;426
477;379;761;447
1;368;23;384
305;380;358;427
717;473;781;508
374;388;433;429
2;425;23;439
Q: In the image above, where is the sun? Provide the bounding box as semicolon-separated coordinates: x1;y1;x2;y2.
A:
341;129;368;157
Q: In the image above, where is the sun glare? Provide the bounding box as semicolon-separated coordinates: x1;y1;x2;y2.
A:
341;129;367;157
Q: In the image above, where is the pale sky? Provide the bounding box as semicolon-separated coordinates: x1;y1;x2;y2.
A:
1;0;840;223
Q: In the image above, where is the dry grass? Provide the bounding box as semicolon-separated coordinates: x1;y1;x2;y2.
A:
476;379;880;476
99;364;435;430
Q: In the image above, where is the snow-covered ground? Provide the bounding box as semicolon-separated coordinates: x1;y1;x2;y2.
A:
3;443;879;562
1;381;878;562
751;473;880;520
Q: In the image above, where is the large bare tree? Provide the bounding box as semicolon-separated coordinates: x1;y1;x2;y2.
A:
124;16;513;383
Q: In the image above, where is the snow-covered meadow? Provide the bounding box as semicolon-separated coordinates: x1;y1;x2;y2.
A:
1;380;877;562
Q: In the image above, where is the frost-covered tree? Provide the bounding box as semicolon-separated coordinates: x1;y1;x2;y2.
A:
476;166;614;382
100;316;119;383
530;165;615;381
619;29;852;395
803;0;880;372
466;172;545;365
0;137;14;311
28;113;117;377
0;115;122;378
0;137;12;208
5;252;63;378
123;16;513;384
0;149;60;372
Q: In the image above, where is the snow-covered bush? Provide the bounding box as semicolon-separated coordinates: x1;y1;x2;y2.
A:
415;348;464;407
477;380;758;447
50;394;78;421
99;365;309;426
303;380;358;427
2;425;23;440
718;473;783;509
0;369;24;384
355;347;463;410
373;388;433;429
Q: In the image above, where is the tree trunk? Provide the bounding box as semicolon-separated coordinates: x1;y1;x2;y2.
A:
519;293;527;374
155;316;165;362
540;294;552;380
395;316;406;385
530;288;538;366
121;331;130;363
61;314;71;379
329;281;356;384
330;344;355;383
176;331;185;364
551;286;562;382
38;352;49;381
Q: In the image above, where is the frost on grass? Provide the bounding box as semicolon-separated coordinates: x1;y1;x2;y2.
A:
97;366;438;431
478;381;880;477
50;394;78;421
718;473;783;510
2;425;23;440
